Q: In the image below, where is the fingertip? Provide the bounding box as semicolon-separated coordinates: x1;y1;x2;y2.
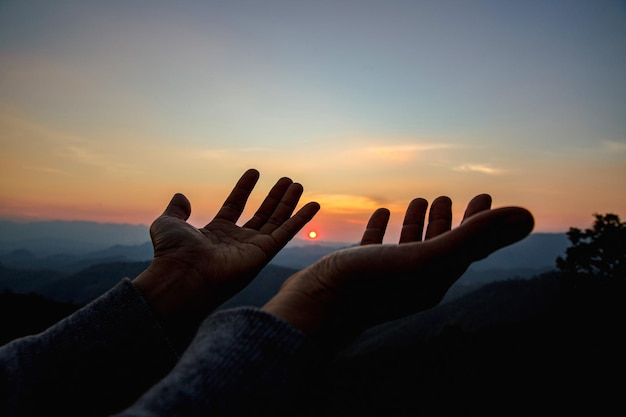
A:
366;208;391;229
289;182;304;194
164;193;191;220
410;197;428;206
300;201;321;219
361;208;390;245
372;207;391;220
465;206;536;259
406;198;428;217
463;194;493;222
241;168;260;185
309;201;321;213
245;168;260;178
473;193;492;205
507;207;535;236
432;195;452;206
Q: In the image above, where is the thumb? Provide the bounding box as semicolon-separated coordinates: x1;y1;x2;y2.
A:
444;206;535;263
162;193;192;221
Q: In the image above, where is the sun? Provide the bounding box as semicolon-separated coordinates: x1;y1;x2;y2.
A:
307;230;318;239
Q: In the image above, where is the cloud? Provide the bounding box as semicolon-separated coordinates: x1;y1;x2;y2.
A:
24;165;66;175
196;147;273;160
602;140;626;152
453;164;503;175
309;193;386;215
62;145;139;174
366;143;455;162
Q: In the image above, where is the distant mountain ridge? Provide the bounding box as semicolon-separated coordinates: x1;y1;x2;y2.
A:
0;220;150;255
0;219;570;304
0;220;568;270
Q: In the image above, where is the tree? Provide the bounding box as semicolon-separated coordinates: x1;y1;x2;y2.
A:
557;213;626;282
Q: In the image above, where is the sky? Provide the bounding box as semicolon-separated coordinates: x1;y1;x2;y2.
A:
0;0;625;243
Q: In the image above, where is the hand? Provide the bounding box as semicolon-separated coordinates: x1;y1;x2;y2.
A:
134;169;319;343
262;194;533;339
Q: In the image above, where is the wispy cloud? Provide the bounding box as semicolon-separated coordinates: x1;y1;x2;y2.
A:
453;164;504;175
62;145;139;174
195;147;274;160
602;140;626;152
309;193;387;215
366;143;455;162
24;165;66;175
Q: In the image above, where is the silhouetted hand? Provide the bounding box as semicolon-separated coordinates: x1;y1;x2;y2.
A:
134;169;319;345
262;194;533;339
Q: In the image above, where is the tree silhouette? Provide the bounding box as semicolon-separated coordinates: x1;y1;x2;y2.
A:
557;213;626;282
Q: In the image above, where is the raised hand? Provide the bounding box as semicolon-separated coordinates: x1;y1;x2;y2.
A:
133;169;319;344
262;194;533;339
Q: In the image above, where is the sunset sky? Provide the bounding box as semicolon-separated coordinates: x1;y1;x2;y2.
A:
1;0;625;243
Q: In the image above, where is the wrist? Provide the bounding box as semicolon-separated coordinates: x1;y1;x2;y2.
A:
133;264;209;352
261;268;337;337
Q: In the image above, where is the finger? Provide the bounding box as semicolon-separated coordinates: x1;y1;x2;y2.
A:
270;202;321;246
162;193;192;221
387;206;534;300
259;183;305;234
424;196;452;240
360;208;391;245
461;194;492;224
399;198;428;243
243;177;293;230
436;206;535;264
213;169;260;223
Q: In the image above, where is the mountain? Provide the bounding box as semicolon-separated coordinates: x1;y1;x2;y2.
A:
0;220;150;256
0;259;297;307
34;261;152;304
0;229;570;307
467;232;569;271
218;264;300;309
0;218;569;274
271;242;352;269
0;262;68;294
0;242;154;274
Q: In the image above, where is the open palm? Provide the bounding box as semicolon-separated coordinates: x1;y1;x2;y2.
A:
264;194;534;337
134;169;319;333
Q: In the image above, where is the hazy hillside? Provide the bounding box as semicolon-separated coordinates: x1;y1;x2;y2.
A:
0;222;571;308
218;264;300;309
0;219;568;270
0;262;67;294
35;261;152;304
468;232;568;271
0;220;150;256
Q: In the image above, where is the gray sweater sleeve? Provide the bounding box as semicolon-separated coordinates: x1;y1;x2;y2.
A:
114;307;311;417
0;278;180;417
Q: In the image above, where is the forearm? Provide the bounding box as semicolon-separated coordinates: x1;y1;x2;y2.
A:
0;278;179;417
114;307;312;417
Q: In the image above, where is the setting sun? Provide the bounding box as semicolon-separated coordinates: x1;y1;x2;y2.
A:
308;231;318;240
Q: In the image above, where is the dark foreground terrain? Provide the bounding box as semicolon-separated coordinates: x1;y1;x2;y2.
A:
2;270;623;415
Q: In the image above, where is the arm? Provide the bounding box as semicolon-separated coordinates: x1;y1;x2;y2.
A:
0;279;178;417
110;194;532;417
111;308;311;417
1;169;319;417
